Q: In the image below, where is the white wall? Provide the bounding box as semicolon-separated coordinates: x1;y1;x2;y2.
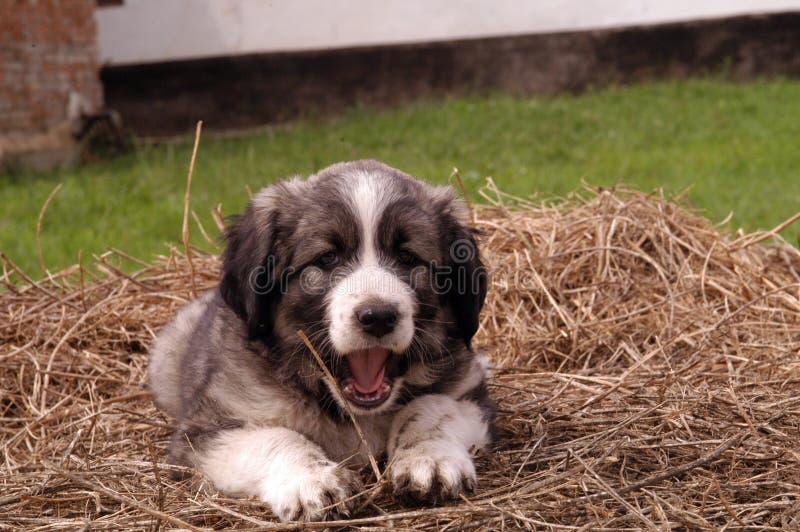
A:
96;0;800;66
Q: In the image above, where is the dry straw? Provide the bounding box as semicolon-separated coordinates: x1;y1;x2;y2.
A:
2;179;800;530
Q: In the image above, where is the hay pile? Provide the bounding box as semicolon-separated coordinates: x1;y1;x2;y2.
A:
2;185;799;530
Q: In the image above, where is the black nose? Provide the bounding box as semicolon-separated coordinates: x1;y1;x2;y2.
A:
356;303;398;337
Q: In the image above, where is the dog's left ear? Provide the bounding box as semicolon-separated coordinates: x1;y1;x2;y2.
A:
438;197;488;347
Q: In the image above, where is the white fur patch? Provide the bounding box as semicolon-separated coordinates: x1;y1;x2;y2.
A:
197;426;361;522
387;394;490;499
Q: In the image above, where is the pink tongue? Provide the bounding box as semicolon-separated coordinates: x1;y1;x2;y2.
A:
346;348;389;394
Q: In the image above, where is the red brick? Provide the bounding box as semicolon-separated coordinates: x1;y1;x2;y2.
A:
0;0;102;135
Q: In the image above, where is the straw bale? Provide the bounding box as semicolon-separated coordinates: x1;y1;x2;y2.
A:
2;185;799;530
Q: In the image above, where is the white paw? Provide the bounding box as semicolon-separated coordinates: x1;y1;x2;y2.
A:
390;443;476;503
259;461;362;522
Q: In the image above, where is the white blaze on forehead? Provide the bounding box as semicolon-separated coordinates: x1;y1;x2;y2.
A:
347;171;395;266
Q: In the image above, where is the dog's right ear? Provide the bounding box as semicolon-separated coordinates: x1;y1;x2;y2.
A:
219;185;289;341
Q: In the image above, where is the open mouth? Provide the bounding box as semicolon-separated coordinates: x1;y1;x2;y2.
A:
341;347;393;408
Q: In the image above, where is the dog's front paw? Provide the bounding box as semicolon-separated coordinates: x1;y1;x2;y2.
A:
260;461;362;522
390;444;476;504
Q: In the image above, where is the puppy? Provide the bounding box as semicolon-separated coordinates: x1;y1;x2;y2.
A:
148;160;494;521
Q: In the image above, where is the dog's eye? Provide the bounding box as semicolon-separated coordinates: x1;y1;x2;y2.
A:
315;251;339;268
397;249;418;265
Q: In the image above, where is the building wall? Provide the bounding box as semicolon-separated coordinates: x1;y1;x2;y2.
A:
101;11;800;136
96;0;800;66
0;0;103;170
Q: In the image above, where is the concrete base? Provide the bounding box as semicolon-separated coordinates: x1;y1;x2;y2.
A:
0;122;79;173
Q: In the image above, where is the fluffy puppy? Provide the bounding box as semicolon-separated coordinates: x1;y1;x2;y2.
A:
148;160;494;521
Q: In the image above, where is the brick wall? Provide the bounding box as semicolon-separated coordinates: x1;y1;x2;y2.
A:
0;0;103;170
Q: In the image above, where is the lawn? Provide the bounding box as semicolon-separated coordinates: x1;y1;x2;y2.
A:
2;78;799;274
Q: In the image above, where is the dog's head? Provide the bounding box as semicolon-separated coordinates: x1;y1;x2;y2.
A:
220;160;487;416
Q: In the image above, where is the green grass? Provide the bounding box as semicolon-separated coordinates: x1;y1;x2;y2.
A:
2;78;800;274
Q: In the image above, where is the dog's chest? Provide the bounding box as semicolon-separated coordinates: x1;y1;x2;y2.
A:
211;375;392;463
